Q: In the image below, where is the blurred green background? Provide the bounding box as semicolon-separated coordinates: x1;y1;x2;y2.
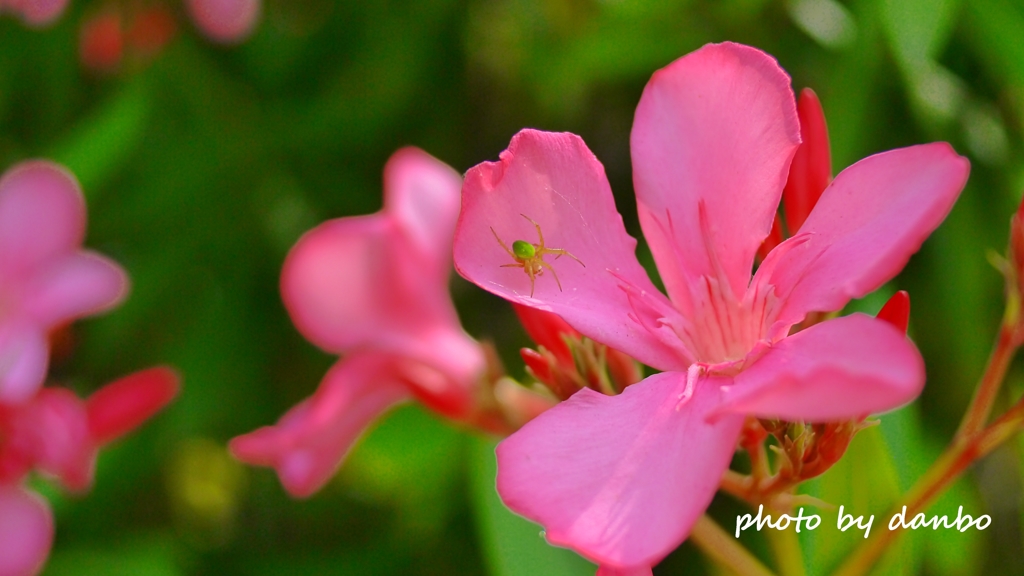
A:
3;0;1024;574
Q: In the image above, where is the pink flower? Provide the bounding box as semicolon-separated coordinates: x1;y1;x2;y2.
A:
0;0;69;27
0;161;128;404
186;0;260;44
0;485;51;576
0;367;179;576
453;43;969;571
230;148;488;497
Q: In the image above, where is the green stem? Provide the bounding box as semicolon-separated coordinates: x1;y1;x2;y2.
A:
690;515;777;576
956;325;1018;439
765;508;807;576
831;400;1024;576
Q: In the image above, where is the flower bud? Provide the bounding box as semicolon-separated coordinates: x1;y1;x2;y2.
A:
876;290;910;334
783;88;832;234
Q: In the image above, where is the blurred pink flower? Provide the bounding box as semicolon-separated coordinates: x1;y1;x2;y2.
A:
0;0;69;27
186;0;259;43
0;161;128;404
0;486;51;576
230;148;488;497
0;367;179;576
453;42;969;571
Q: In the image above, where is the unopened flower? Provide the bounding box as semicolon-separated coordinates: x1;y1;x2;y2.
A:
453;42;969;571
0;367;179;576
230;148;495;497
186;0;260;44
0;161;128;404
0;0;69;27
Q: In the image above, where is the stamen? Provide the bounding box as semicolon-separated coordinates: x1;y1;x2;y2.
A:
676;363;704;410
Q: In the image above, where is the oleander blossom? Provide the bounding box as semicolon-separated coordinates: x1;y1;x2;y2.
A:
453;42;970;572
0;368;180;576
185;0;260;43
0;0;69;27
229;148;489;497
0;161;128;404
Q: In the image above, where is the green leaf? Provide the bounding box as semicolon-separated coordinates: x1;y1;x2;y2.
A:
45;533;182;576
799;426;916;575
48;78;151;196
468;436;594;576
879;406;983;576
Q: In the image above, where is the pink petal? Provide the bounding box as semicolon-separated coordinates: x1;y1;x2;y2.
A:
186;0;260;43
229;352;409;498
716;314;924;421
12;0;68;26
0;485;53;576
758;143;969;327
383;147;464;282
17;388;96;492
23;252;129;327
281;213;482;384
630;43;800;310
0;325;49;405
454;129;690;371
496;371;744;568
596;566;653;576
0;161;85;278
86;366;180;445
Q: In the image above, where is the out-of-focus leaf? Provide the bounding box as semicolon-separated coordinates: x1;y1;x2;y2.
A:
787;0;858;50
799;426;917;575
881;0;966;125
468;436;594;576
343;405;465;536
881;0;961;63
879;406;984;576
48;78;151;195
45;534;182;576
964;0;1024;88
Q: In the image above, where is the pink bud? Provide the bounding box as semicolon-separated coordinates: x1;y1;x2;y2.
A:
876;290;910;334
16;388;95;493
783;88;832;233
79;11;124;72
0;485;53;576
493;378;555;427
186;0;260;44
8;0;69;27
756;212;784;262
125;6;177;59
519;348;554;385
512;303;577;367
86;366;179;446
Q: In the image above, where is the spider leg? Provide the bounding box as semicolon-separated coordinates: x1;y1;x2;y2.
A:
542;247;585;267
525;262;537;297
500;263;524;268
491;227;517;259
539;260;563;292
521;214;546;251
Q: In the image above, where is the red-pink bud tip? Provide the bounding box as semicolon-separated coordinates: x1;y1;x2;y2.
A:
876;290;911;334
86;366;180;445
512;303;578;366
79;11;124;72
783;87;832;234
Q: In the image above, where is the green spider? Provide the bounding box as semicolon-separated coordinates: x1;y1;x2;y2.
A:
490;214;585;297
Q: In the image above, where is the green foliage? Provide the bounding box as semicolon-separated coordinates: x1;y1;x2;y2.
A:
2;0;1023;574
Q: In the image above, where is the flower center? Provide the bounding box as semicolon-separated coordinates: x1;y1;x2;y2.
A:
670;273;780;365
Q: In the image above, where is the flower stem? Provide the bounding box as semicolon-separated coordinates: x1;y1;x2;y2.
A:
832;399;1024;576
690;515;778;576
956;325;1018;439
765;506;807;576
